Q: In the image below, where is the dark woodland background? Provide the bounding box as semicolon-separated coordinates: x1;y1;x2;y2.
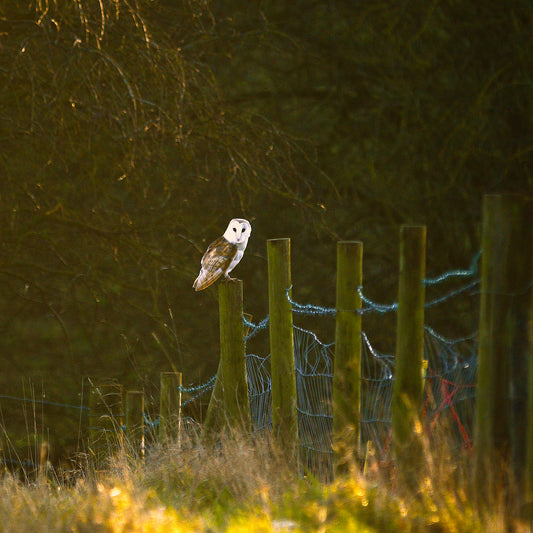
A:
0;0;531;461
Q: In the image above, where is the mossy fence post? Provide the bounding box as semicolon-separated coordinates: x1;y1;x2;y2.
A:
159;372;182;443
473;194;533;499
526;197;533;513
267;238;298;462
88;379;124;466
391;225;426;486
333;241;363;474
203;279;251;435
38;440;50;483
125;390;144;456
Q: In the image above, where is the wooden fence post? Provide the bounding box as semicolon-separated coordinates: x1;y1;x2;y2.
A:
474;194;533;495
267;238;298;462
391;225;426;486
125;390;144;456
203;279;251;435
526;228;533;512
333;241;363;474
88;379;124;466
38;440;50;483
159;372;182;443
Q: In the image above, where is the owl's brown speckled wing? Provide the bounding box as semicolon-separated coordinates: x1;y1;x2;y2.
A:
193;237;238;291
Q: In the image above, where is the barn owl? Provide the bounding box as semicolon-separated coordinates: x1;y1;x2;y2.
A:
193;218;252;291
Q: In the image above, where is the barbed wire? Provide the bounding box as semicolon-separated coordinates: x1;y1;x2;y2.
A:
286;287;336;316
423;250;481;286
143;412;159;428
424;325;477;347
244;315;270;341
357;287;398;314
424;279;480;308
179;374;217;407
178;375;216;396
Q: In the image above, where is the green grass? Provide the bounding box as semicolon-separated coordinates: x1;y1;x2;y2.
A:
0;430;529;532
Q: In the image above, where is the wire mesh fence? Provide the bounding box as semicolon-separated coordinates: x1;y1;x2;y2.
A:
1;254;481;479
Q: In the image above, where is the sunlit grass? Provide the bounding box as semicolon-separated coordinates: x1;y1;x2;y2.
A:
0;475;201;532
0;429;530;532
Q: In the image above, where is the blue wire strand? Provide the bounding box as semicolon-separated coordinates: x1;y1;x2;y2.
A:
0;395;89;411
357;287;398;314
423;250;481;285
285;287;336;316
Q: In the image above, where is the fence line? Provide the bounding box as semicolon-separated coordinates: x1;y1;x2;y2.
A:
2;194;530;495
0;268;481;475
0;254;482;474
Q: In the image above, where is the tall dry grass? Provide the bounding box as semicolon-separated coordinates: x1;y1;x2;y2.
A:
0;425;531;532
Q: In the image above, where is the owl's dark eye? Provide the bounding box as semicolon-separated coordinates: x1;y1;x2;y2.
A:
233;227;237;232
242;227;246;232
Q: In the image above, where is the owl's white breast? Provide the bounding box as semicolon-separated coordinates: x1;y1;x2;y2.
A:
226;240;247;274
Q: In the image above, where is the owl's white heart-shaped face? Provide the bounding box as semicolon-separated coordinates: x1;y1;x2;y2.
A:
223;218;251;245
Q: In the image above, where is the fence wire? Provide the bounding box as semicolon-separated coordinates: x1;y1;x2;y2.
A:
243;254;480;477
245;320;477;478
1;253;481;478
